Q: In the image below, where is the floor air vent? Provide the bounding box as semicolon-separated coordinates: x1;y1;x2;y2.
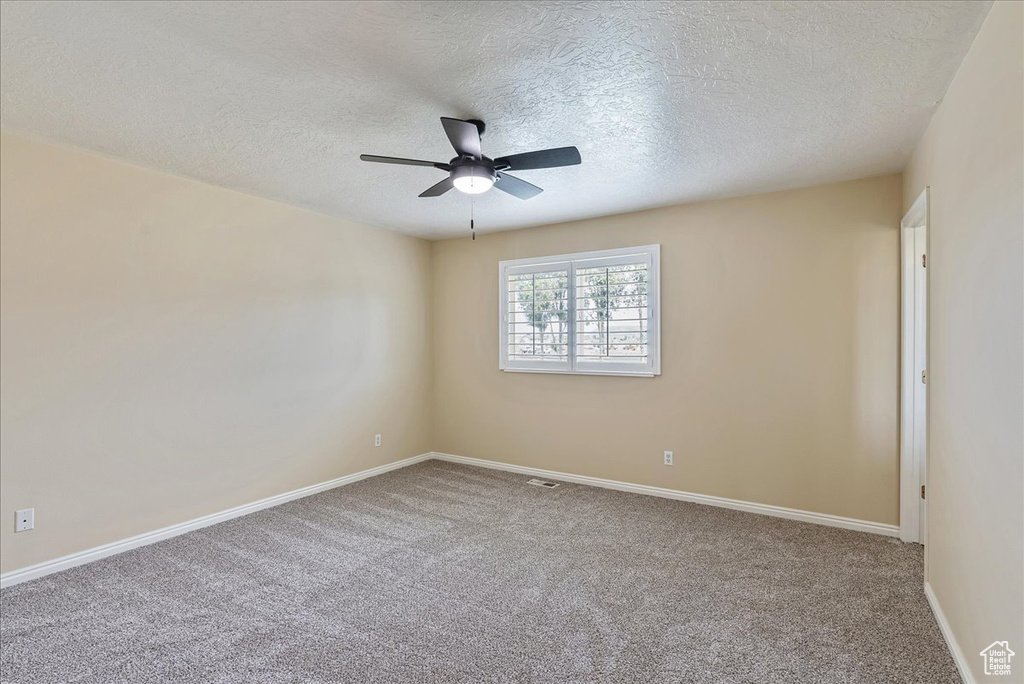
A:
527;478;560;489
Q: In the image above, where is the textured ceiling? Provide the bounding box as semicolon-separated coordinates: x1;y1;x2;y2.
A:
0;1;991;239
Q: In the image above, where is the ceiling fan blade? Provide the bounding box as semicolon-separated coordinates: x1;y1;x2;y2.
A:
419;177;455;197
494;147;581;171
493;173;543;200
360;154;449;170
440;117;482;158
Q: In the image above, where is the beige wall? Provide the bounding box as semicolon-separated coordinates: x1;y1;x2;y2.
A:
902;1;1024;679
0;133;433;573
432;174;903;525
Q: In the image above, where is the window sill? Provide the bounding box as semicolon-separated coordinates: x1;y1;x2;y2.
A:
500;367;658;378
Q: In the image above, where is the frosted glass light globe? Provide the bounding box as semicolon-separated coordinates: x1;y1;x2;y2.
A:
451;165;496;194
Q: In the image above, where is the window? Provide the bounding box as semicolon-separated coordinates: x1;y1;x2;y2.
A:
499;245;660;376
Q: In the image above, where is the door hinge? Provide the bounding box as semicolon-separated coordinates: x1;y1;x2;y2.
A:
922;254;927;268
921;484;926;500
921;369;927;384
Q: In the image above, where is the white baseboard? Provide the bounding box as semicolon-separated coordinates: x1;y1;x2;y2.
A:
429;452;900;537
925;582;973;684
2;450;901;590
0;452;432;589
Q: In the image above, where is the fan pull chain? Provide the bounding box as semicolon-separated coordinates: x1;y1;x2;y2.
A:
470;197;475;241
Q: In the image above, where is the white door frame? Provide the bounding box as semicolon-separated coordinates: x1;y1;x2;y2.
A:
900;188;929;544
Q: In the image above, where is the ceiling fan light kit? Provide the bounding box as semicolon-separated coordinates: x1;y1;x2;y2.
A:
451;164;495;194
360;117;581;200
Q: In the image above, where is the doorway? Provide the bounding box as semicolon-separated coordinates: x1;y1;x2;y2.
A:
900;188;928;544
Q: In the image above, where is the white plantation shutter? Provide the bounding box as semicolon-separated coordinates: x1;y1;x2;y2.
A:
499;246;660;376
502;262;572;372
574;255;652;373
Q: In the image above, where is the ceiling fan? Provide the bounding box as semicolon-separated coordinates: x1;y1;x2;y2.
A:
360;117;581;199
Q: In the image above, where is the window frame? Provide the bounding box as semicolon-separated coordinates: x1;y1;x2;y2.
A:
498;244;661;377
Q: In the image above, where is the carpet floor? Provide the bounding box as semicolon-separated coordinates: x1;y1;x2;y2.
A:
1;460;957;683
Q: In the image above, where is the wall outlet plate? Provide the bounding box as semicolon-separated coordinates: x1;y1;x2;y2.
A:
15;508;34;533
663;451;674;466
374;434;382;447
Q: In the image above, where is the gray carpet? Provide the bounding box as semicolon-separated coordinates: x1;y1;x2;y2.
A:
1;460;957;683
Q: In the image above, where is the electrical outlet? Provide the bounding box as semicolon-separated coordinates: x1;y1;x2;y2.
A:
15;508;34;533
374;434;382;447
663;451;674;466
